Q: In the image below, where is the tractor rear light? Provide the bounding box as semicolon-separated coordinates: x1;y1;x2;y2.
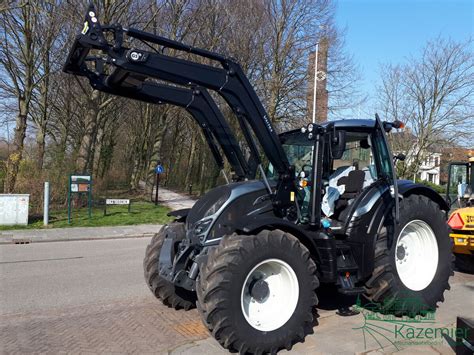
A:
448;213;464;230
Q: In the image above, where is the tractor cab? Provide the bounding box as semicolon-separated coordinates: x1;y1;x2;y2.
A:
268;119;396;230
446;157;474;209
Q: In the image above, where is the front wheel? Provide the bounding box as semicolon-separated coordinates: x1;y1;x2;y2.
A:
143;223;196;310
364;195;453;315
197;230;319;354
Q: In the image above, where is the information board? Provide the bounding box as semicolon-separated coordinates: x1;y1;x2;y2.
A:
68;174;92;223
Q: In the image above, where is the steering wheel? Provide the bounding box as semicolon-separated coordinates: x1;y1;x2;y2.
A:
300;164;312;179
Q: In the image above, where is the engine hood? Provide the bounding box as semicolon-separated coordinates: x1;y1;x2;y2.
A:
186;180;270;228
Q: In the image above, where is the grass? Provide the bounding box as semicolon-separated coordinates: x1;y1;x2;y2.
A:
0;201;172;230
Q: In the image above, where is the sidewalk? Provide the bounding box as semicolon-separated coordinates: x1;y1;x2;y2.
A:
0;188;196;244
156;188;196;210
168;272;474;354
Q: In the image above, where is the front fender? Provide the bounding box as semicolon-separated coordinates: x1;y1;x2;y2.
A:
167;208;190;223
234;216;319;256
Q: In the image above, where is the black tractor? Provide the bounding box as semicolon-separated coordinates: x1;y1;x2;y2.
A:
64;6;453;354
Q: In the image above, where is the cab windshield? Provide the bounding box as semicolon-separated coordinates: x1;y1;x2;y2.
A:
266;131;375;180
266;143;313;179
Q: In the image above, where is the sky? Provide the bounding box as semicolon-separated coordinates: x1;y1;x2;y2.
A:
335;0;473;117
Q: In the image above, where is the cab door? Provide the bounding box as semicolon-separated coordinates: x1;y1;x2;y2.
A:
373;115;400;221
446;162;470;208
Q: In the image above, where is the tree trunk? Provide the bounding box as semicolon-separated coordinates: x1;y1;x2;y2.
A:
184;131;197;188
5;98;28;193
76;90;100;173
36;128;46;170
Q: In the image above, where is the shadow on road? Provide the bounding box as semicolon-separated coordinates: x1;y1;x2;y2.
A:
316;284;358;311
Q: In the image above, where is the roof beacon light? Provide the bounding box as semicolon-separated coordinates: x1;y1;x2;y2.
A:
392;120;405;129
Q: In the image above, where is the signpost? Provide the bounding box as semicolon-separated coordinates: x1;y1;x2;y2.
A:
154;164;164;206
68;174;92;224
104;199;131;216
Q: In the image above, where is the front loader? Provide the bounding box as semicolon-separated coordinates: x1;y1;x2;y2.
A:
64;6;454;354
446;157;474;273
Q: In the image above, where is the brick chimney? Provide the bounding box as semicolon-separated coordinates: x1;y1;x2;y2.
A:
307;36;329;123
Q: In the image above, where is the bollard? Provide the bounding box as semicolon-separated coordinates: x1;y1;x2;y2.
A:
44;182;50;226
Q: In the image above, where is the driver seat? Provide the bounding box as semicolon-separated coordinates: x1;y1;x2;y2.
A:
333;169;365;220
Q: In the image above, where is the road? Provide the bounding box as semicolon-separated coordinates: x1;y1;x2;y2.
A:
0;238;208;354
1;238;473;354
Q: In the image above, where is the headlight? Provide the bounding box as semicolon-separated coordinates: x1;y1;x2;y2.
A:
194;218;213;235
203;194;228;218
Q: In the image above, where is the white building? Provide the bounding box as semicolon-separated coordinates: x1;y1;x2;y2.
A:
416;152;441;185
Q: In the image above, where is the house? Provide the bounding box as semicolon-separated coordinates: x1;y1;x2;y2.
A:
390;130;441;185
417;152;441;185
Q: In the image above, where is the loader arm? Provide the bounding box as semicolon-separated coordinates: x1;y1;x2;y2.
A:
63;4;290;177
94;74;251;180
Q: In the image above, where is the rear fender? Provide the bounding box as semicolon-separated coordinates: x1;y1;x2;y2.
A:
397;180;449;212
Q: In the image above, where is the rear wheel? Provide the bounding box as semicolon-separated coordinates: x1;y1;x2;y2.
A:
197;229;319;354
364;195;453;315
143;223;196;310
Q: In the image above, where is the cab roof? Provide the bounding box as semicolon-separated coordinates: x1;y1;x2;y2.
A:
279;119;377;142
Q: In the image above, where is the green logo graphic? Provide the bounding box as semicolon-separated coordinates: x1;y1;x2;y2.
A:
352;294;467;350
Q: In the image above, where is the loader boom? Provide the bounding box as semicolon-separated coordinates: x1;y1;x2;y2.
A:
95;77;251;180
63;4;290;177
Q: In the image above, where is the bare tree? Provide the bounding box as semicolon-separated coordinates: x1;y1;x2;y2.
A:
379;37;474;179
0;1;41;192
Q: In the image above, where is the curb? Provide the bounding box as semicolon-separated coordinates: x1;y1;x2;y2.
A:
0;232;157;245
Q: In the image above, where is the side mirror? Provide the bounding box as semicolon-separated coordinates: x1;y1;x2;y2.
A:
394;153;406;162
330;130;346;159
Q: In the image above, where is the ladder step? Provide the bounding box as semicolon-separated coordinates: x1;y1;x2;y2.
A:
338;287;365;295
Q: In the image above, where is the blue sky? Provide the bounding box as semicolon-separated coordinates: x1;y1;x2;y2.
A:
335;0;473;116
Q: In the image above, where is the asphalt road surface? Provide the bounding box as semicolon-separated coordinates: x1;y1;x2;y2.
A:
1;238;152;313
1;238;473;354
0;238;209;354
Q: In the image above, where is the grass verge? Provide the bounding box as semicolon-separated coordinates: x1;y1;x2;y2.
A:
0;201;172;230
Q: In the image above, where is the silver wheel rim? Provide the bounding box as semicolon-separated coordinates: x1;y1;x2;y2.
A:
240;258;299;331
395;220;439;291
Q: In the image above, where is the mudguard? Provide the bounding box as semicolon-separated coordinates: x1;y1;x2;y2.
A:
236;216;318;252
232;215;340;282
397;180;449;212
167;209;190;223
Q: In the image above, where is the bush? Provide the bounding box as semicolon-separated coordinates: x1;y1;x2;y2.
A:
415;178;446;194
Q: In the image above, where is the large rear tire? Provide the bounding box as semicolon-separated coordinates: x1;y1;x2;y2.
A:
197;230;319;354
143;223;196;310
364;195;453;315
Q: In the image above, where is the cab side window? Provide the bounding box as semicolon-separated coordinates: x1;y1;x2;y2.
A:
372;131;393;180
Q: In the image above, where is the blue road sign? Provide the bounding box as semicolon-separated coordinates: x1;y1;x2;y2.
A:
155;165;164;174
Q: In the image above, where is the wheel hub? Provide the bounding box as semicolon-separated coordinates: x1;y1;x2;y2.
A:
396;244;406;261
249;279;270;302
